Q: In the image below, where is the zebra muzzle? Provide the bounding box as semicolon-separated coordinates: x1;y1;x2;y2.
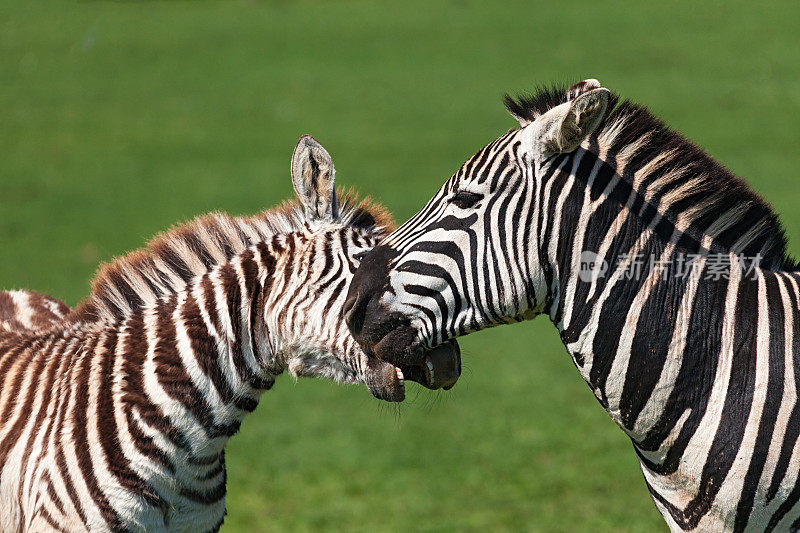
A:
365;339;461;400
389;340;461;391
364;356;406;402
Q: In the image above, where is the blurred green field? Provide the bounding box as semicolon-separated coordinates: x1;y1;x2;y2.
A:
2;1;799;531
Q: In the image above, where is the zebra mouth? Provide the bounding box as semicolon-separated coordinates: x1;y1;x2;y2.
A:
363;340;461;402
405;341;461;390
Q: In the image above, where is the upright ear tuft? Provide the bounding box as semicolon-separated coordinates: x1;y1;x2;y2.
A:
291;135;339;222
534;83;609;154
565;79;602;101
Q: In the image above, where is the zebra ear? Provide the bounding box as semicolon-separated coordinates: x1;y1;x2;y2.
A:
534;86;609;154
291;135;339;222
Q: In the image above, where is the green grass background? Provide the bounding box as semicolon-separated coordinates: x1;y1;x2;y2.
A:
2;1;799;531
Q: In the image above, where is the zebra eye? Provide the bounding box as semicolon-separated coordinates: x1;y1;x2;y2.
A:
353;251;369;262
450;191;484;209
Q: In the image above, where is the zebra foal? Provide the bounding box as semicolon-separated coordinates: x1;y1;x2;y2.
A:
0;135;420;532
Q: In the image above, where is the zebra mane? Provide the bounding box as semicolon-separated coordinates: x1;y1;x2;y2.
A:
504;84;794;270
76;190;394;323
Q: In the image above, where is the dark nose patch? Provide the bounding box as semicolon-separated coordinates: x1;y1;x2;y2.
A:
344;244;400;339
343;293;366;336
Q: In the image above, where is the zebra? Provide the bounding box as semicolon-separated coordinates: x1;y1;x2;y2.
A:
0;134;434;532
344;80;800;531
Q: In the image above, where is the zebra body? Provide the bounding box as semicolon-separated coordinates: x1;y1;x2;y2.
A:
0;135;404;532
345;81;800;531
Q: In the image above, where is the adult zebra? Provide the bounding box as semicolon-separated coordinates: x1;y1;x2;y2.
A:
0;135;448;532
345;80;800;531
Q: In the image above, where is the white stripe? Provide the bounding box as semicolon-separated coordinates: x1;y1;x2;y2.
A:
545;153;582;316
749;273;798;527
604;241;678;428
632;251;706;440
9;291;34;329
699;270;770;530
678;255;741;498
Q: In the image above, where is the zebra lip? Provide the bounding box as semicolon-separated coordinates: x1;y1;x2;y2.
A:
418;340;461;390
365;357;406;402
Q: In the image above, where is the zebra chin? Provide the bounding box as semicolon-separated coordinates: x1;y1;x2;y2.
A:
363;356;407;402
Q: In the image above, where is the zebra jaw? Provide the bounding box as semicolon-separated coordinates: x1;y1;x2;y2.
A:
364;356;407;402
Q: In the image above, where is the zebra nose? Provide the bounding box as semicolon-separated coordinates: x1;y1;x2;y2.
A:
344;244;399;340
343;292;367;337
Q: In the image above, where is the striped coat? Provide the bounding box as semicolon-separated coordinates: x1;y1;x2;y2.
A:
0;135;403;532
345;82;800;531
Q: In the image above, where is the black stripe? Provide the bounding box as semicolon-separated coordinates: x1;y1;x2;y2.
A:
733;275;785;532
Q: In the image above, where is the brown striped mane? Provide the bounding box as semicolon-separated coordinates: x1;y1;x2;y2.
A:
75;190;394;323
504;84;794;270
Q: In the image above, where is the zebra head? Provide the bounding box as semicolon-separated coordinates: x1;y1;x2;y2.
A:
281;135;460;401
344;80;609;375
